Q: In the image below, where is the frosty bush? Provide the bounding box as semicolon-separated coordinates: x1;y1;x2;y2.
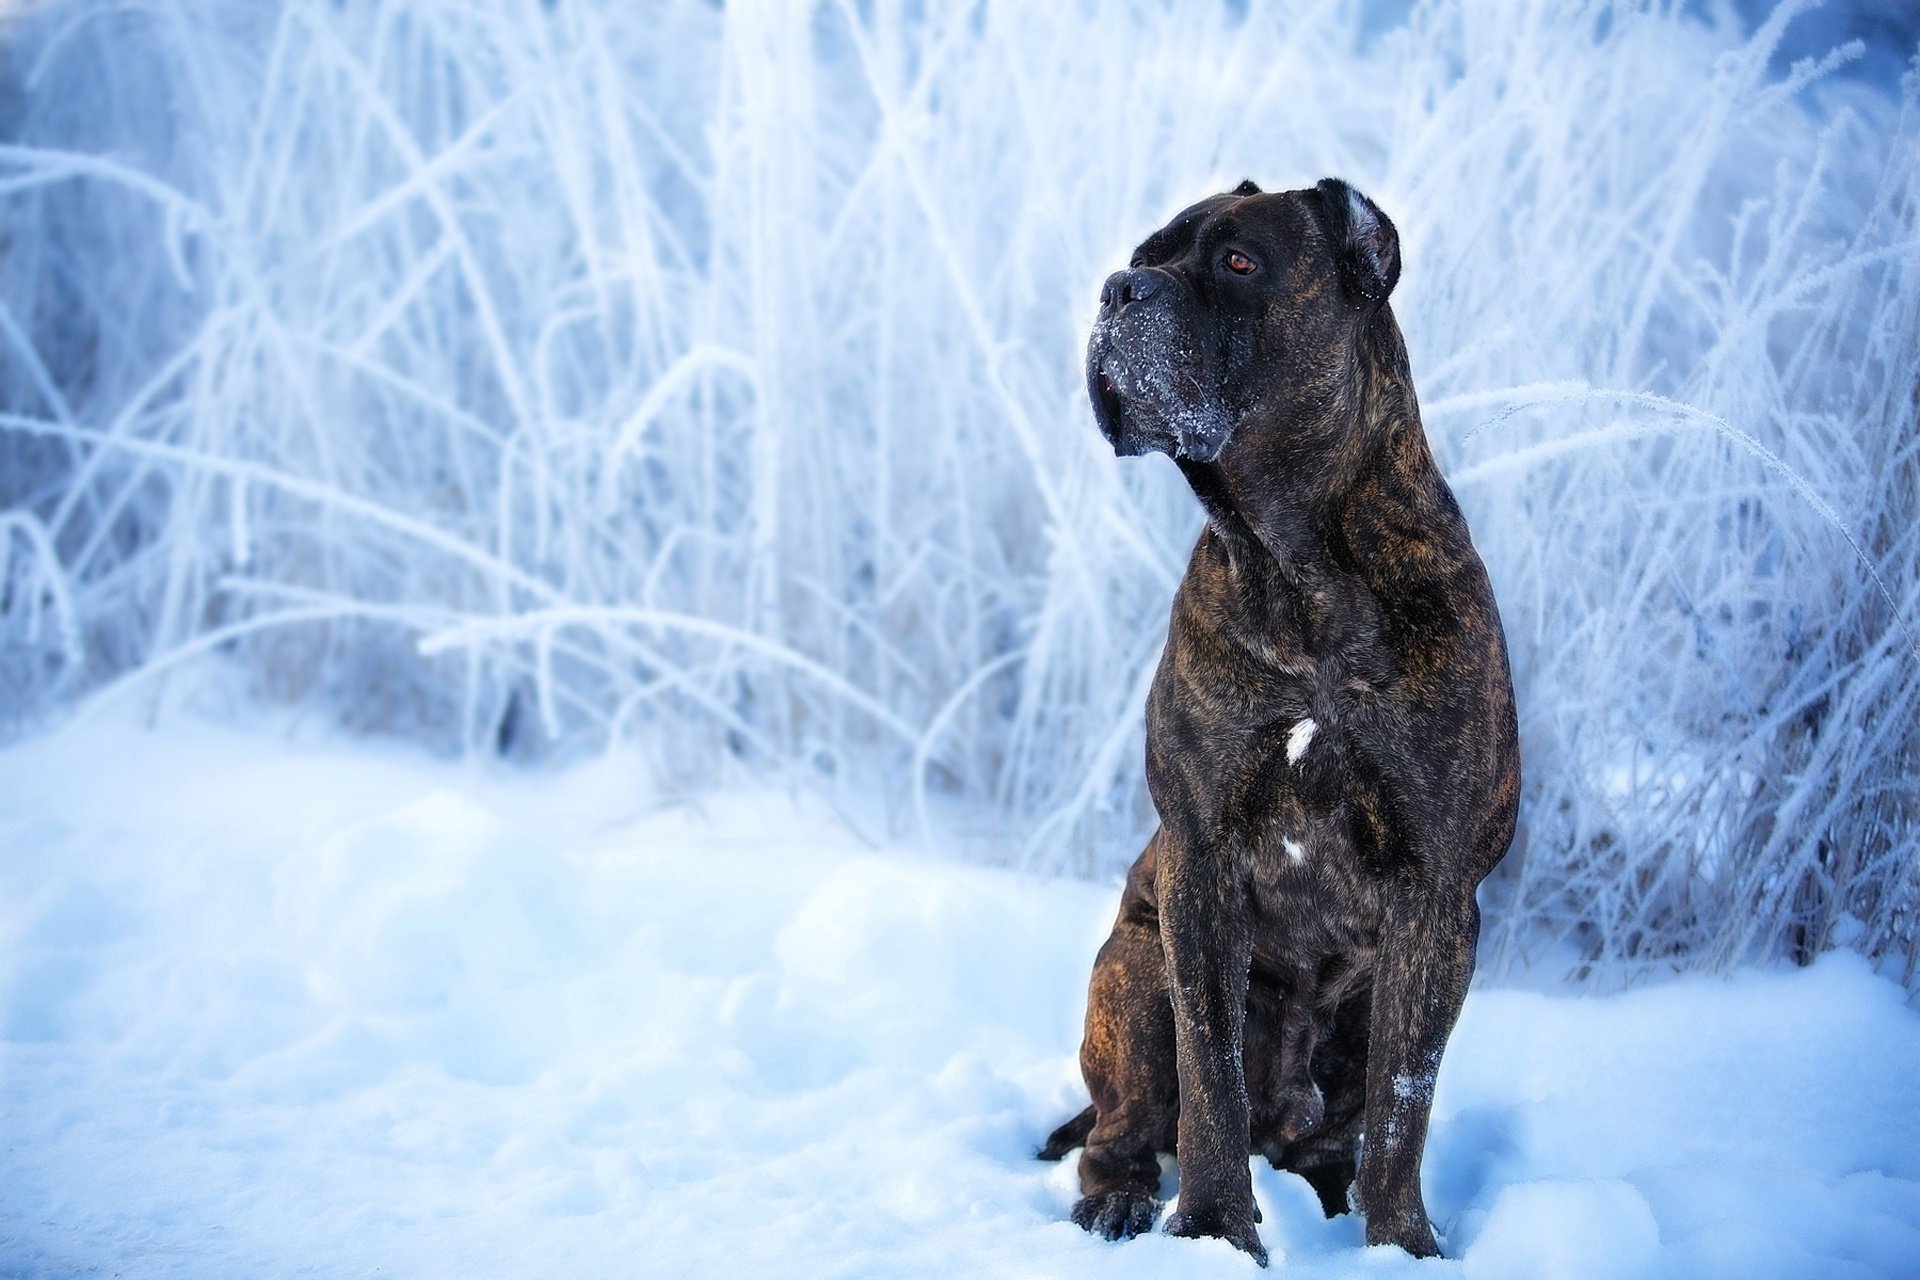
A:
1;0;1914;989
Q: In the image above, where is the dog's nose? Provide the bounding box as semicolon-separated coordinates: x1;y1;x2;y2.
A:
1100;268;1164;314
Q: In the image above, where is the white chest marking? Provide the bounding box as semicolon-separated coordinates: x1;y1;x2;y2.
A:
1286;717;1318;766
1283;836;1307;862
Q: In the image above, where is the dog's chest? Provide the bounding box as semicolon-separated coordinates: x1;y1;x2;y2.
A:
1166;569;1391;795
1228;713;1390;987
1152;543;1398;948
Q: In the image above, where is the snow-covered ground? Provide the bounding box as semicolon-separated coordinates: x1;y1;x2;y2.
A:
3;715;1918;1279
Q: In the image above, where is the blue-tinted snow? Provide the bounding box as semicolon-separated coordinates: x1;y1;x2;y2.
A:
2;715;1916;1278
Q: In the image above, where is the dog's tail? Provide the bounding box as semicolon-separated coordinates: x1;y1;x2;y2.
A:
1035;1104;1096;1161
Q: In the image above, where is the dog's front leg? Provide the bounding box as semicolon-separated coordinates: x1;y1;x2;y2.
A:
1355;878;1479;1257
1156;828;1267;1266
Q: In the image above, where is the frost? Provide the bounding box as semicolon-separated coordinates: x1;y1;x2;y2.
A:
1393;1069;1435;1102
0;0;1915;992
1089;303;1233;459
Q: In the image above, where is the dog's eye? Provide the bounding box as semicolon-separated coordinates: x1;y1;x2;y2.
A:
1223;250;1258;276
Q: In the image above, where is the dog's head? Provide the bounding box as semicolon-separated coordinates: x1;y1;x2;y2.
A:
1086;177;1400;463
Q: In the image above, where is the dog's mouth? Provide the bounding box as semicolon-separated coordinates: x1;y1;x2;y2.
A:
1095;371;1124;434
1089;363;1148;456
1088;313;1231;460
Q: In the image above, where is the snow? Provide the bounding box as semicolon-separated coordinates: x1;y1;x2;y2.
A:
4;716;1919;1278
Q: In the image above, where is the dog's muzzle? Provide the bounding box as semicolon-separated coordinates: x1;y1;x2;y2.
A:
1086;267;1230;462
1087;269;1174;456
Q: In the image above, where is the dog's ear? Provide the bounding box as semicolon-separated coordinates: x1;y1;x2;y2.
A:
1232;178;1262;196
1313;177;1400;306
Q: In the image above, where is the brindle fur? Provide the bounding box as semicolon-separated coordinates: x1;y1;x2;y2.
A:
1042;179;1520;1265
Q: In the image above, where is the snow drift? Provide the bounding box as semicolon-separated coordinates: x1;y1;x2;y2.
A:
3;717;1918;1277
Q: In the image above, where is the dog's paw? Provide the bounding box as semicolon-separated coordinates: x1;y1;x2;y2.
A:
1296;1161;1356;1219
1070;1190;1161;1241
1363;1204;1441;1259
1276;1083;1325;1141
1164;1203;1270;1267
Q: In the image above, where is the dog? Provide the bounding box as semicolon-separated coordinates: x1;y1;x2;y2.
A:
1038;178;1521;1264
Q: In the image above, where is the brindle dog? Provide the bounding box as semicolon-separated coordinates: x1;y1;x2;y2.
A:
1038;179;1520;1265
